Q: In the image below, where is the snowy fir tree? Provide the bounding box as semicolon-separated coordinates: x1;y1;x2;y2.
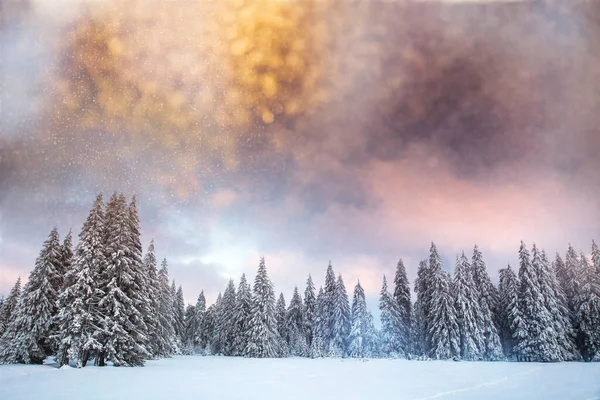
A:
157;258;178;357
303;275;317;348
172;283;186;349
453;253;484;361
232;275;252;356
1;228;64;364
286;286;307;356
0;277;21;338
349;281;376;358
575;248;600;361
245;258;281;358
54;195;105;367
471;245;503;361
194;291;206;351
498;265;519;359
427;243;460;360
379;275;402;357
201;302;217;355
310;287;326;358
142;240;161;358
393;258;412;356
276;293;289;356
413;259;432;357
182;305;196;355
218;279;237;356
330;274;351;357
559;244;583;317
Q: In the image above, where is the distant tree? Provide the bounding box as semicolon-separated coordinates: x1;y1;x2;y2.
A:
330;275;351;357
379;275;402;357
413;259;432;356
182;304;196;355
218;280;237;355
303;275;317;348
156;258;177;357
245;258;281;358
286;286;307;356
172;282;185;349
276;293;289;356
310;287;326;358
322;262;337;352
194;291;206;351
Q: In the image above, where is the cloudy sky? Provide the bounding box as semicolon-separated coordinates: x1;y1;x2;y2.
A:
1;0;600;309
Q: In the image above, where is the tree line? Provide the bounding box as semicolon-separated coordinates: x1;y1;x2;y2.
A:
0;193;598;367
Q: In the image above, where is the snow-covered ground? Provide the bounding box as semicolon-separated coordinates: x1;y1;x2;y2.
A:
0;356;599;400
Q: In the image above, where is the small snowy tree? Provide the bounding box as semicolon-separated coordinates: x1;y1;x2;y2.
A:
349;281;376;358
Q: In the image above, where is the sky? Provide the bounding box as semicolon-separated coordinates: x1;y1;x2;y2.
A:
1;0;600;311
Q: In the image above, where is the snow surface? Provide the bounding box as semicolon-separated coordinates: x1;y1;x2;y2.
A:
0;356;599;400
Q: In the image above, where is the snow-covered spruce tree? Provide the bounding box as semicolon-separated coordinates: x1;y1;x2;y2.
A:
498;264;519;359
245;257;281;358
126;196;152;358
209;292;222;355
310;287;326;358
287;286;308;356
218;279;237;356
1;228;63;364
538;250;578;360
182;305;196;355
303;275;317;348
0;278;21;338
97;193;149;366
194;291;206;352
514;242;552;362
471;245;503;361
322;262;337;352
453;252;484;361
232;275;252;356
156;258;178;357
349;281;376;358
141;240;161;358
172;282;185;350
276;293;289;356
429;267;460;360
201;302;217;355
330;274;351;357
575;250;600;361
393;258;412;356
54;194;106;367
413;259;432;357
558;245;583;317
379;275;402;357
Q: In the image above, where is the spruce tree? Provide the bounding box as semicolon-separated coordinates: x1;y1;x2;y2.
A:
218;279;237;355
232;275;252;356
498;265;518;359
210;292;222;355
428;246;459;360
201;302;217;355
142;240;161;358
330;274;351;357
245;258;281;358
286;286;307;356
0;278;21;337
413;259;432;357
559;245;583;316
194;291;206;351
322;262;337;352
310;287;326;358
182;305;196;355
379;276;402;357
303;275;316;348
349;281;376;358
471;245;503;360
575;250;600;361
393;258;412;356
172;282;185;349
276;293;289;356
1;228;63;364
453;252;484;360
156;258;177;357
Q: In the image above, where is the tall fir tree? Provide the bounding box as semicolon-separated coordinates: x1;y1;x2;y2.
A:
54;195;106;367
427;245;459;360
156;258;177;357
209;292;222;355
322;262;337;352
245;258;281;358
194;291;206;351
303;275;316;348
379;275;402;357
330;274;351;357
172;282;185;349
413;259;432;357
1;228;63;364
142;240;161;358
453;253;484;361
558;244;583;317
349;281;376;358
393;258;412;356
286;286;307;356
498;265;519;359
182;305;196;355
218;279;237;355
201;301;217;355
471;245;503;360
232;275;252;356
0;278;21;338
575;249;600;361
310;287;326;358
